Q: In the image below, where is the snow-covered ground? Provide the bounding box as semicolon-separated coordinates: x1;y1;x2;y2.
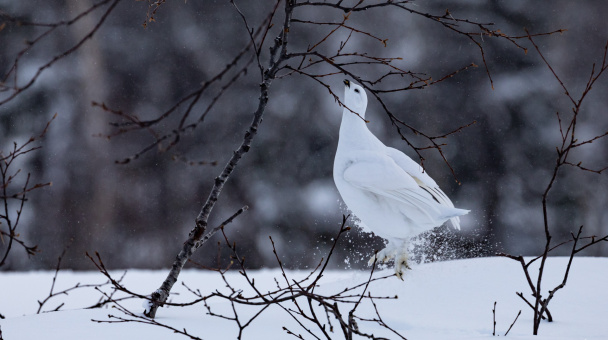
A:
1;257;606;339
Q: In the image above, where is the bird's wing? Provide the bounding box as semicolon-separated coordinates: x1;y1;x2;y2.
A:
342;152;419;190
385;147;467;230
341;152;448;223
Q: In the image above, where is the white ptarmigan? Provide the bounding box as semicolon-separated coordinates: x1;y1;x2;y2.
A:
333;79;469;279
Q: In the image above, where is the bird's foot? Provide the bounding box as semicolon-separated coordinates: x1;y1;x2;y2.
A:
394;252;411;281
368;247;397;266
369;246;411;280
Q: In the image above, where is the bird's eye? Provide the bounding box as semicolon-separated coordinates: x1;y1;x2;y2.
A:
354;89;360;93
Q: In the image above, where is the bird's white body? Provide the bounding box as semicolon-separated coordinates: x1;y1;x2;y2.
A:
333;80;469;278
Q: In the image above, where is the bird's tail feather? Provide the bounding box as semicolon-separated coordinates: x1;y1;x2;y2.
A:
442;208;469;230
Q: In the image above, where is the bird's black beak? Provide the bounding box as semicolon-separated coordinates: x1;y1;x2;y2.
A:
344;79;350;88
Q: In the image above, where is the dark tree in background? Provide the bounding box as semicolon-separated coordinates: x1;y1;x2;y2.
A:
1;0;608;273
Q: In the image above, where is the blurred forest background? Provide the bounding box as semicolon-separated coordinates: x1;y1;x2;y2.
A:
1;0;607;271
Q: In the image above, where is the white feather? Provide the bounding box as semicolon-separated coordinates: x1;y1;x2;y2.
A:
333;80;469;278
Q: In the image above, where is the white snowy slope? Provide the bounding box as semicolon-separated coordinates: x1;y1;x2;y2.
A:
333;79;469;277
1;257;607;340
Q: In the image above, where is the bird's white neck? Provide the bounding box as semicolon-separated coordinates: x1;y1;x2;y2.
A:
340;107;365;131
338;108;381;151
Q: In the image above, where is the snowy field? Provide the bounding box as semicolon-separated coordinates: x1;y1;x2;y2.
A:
1;257;607;339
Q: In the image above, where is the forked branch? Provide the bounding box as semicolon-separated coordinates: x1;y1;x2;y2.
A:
499;33;608;335
0;114;55;267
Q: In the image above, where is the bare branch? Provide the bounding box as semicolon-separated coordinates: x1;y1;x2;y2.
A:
0;0;121;107
499;34;608;336
1;114;55;267
504;310;521;336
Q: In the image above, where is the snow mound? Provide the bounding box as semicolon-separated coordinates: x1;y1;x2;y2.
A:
0;257;606;339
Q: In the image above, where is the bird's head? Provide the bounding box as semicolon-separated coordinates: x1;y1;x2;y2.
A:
343;79;368;118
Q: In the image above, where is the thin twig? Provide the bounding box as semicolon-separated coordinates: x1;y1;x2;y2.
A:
504;310;521;336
